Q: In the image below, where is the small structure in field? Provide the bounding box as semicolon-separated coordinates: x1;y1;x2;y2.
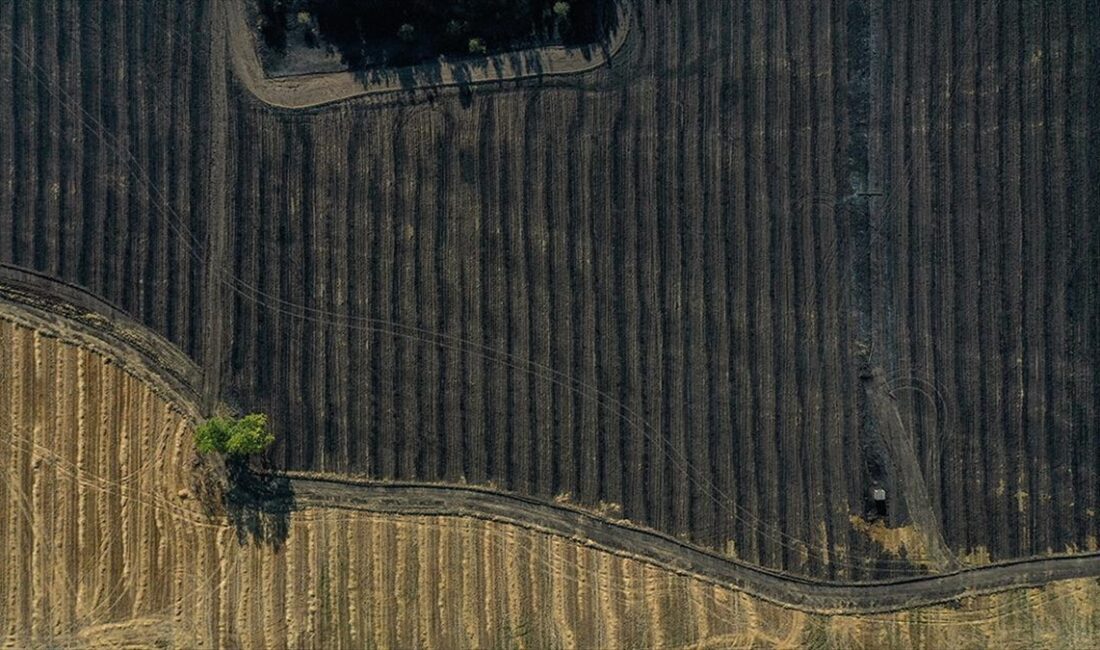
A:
871;487;888;518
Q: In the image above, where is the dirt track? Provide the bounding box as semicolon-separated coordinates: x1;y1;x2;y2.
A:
280;475;1100;615
1;0;1098;584
218;0;636;109
0;263;204;409
3;287;1100;622
862;366;956;570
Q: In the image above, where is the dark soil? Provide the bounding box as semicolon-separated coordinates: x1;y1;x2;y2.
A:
256;0;611;72
7;0;1100;585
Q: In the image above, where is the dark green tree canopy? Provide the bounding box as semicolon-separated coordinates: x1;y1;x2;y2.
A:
195;413;274;456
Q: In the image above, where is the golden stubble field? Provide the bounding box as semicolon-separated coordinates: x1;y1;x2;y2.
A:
2;308;1099;649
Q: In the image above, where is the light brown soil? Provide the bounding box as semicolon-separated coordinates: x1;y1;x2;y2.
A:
3;305;1100;648
4;0;1095;585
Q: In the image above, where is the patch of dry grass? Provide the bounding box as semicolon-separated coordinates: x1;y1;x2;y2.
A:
3;313;1099;648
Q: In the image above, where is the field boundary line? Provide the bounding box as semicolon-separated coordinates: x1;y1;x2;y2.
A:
2;292;1096;618
0;268;204;418
270;473;1100;614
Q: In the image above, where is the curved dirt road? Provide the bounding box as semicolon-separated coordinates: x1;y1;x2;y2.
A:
4;278;1098;617
219;0;636;110
0;264;204;410
282;475;1100;615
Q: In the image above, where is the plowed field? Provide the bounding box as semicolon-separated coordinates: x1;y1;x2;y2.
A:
0;0;1097;586
2;306;1100;648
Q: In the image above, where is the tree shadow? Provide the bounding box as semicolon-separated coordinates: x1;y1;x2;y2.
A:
333;0;629;100
192;455;294;550
258;0;625;97
224;460;295;549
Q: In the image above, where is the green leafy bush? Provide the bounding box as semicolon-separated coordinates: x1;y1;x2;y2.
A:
468;37;487;54
195;413;274;456
194;417;232;454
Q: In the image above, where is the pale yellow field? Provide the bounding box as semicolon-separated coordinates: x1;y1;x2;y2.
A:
2;312;1099;649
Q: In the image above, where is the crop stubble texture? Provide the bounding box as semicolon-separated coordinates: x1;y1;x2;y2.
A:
3;311;1100;648
1;0;1097;581
225;0;889;579
867;0;1099;564
0;0;220;365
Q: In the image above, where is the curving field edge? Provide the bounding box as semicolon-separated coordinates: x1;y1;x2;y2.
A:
277;474;1100;615
220;0;636;110
2;273;1098;617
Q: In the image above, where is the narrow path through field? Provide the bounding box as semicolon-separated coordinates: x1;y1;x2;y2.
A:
218;0;636;109
862;366;957;570
277;474;1100;615
3;277;1100;618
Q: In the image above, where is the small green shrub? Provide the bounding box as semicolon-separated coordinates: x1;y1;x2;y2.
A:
195;416;233;454
553;1;571;19
468;37;487;54
225;413;274;455
398;23;416;43
195;413;274;456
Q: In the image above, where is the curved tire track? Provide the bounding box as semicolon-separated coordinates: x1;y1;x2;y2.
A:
281;474;1100;615
4;273;1099;617
220;0;637;110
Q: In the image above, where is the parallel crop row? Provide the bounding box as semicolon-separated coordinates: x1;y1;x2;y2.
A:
2;0;1095;583
0;0;219;359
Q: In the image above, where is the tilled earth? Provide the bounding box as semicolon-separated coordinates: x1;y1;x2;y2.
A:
0;0;1096;585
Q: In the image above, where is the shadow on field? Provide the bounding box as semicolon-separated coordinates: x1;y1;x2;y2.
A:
224;461;295;549
193;455;295;550
337;0;624;106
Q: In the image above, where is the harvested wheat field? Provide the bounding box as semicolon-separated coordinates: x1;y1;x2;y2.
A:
2;0;1100;645
2;0;1098;580
2;302;1100;648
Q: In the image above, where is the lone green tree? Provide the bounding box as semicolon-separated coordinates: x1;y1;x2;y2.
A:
195;413;274;457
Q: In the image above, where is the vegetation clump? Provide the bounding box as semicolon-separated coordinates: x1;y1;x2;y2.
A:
195;413;274;456
467;37;488;55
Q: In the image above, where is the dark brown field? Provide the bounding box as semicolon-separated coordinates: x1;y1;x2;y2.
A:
0;0;1097;587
